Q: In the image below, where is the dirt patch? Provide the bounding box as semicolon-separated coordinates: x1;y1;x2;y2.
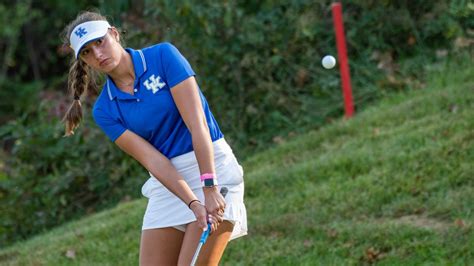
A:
0;250;19;263
388;215;452;231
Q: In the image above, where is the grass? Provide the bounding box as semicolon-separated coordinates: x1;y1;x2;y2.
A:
1;54;472;265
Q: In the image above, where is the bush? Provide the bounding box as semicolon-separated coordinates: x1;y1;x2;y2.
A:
0;99;144;246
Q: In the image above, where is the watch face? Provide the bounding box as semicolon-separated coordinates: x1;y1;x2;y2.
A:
203;178;218;187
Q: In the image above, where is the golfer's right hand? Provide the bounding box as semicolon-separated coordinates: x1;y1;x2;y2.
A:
189;201;208;231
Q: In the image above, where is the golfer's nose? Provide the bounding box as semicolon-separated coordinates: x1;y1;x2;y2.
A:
91;46;103;61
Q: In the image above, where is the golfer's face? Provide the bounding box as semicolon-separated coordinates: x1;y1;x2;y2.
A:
79;31;121;73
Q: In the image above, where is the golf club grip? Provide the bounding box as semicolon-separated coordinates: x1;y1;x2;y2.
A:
199;224;211;243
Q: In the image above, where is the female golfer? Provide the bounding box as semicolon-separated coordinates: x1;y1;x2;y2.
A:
61;11;247;265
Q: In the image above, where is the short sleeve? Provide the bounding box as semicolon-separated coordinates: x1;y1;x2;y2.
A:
92;107;127;142
160;42;196;89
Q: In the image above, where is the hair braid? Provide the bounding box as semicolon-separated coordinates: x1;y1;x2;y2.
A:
62;60;87;136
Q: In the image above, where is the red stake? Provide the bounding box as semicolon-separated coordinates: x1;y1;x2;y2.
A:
332;2;354;118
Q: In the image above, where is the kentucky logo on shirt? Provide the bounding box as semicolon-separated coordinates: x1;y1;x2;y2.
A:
143;74;166;94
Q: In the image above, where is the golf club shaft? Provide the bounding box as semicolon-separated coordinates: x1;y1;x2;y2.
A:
190;242;203;266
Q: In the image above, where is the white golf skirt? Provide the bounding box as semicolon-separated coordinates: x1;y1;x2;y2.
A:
141;138;247;241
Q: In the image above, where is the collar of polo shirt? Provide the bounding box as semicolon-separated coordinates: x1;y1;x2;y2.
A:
70;20;111;59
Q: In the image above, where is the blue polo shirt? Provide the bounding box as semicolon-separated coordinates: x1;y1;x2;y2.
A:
92;42;224;159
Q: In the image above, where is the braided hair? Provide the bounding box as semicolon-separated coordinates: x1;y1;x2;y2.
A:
61;11;105;136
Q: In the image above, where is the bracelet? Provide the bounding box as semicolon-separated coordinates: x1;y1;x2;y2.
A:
200;173;216;181
187;199;201;209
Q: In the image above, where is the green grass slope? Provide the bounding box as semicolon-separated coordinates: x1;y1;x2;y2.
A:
1;57;472;265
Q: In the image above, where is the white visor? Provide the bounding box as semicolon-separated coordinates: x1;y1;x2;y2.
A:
70;20;111;59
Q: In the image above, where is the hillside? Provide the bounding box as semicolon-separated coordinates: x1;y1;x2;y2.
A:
0;56;472;265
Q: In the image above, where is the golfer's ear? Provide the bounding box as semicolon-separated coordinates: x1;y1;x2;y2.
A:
110;27;120;42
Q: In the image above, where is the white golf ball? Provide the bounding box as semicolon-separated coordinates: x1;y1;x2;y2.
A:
322;55;336;69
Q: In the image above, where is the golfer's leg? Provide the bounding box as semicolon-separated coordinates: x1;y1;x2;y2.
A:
178;221;234;266
196;221;234;265
140;227;184;266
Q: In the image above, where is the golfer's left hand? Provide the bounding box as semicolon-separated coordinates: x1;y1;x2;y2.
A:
203;186;226;223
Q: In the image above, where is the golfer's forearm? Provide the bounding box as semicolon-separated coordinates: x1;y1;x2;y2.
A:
190;126;215;175
148;159;197;204
114;130;199;204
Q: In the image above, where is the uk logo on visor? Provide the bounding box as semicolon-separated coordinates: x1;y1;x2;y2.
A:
75;27;87;38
